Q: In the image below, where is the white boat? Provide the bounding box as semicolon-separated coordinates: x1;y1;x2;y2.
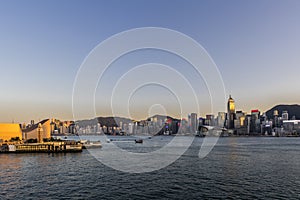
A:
80;140;102;149
197;125;227;137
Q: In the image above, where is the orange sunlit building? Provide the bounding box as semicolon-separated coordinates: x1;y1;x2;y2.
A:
0;123;23;142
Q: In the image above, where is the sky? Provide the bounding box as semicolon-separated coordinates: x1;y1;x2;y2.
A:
0;0;299;123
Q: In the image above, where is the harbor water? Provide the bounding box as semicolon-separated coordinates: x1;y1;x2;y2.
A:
1;136;300;199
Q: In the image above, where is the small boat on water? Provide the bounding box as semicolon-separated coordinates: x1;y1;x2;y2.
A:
135;139;143;144
80;140;102;149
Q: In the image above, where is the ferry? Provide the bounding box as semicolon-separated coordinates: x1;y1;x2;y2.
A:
197;125;228;137
80;140;102;149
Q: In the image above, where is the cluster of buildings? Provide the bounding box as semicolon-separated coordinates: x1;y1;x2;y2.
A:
76;116;181;136
77;95;300;137
192;95;300;136
0;119;76;144
0;96;299;142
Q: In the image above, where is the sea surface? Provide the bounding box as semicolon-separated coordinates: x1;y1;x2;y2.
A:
1;136;300;199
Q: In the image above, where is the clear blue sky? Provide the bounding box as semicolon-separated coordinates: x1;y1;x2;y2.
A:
0;0;299;122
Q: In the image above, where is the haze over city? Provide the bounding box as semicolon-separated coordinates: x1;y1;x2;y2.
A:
1;0;300;123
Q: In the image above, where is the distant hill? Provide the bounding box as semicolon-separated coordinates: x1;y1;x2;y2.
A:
97;117;133;127
266;104;300;120
75;118;99;127
76;115;180;127
76;117;133;127
146;114;180;122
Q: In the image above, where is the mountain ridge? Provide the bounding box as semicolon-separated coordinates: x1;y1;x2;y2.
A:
266;104;300;120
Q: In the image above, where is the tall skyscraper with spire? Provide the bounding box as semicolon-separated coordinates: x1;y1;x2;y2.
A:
227;95;235;129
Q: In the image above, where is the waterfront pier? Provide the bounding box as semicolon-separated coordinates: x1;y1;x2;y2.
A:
0;141;82;153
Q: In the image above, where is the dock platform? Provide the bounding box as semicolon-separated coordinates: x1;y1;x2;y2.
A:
0;141;82;153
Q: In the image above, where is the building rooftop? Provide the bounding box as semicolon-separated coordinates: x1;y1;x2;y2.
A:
22;119;49;133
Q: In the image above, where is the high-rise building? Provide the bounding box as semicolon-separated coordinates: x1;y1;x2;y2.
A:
250;109;260;133
234;111;246;128
245;115;251;134
190;113;198;133
227;95;236;129
217;112;226;127
273;110;279;127
128;123;134;134
206;114;215;126
282;111;289;121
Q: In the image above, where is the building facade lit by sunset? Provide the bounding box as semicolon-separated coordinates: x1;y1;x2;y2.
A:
227;95;235;129
0;123;23;142
22;119;51;141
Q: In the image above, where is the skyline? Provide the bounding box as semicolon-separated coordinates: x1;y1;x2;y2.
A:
3;96;299;124
1;0;300;123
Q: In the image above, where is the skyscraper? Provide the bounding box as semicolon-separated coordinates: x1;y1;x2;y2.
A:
250;109;260;133
227;95;235;129
282;111;289;121
190;113;198;133
217;112;226;127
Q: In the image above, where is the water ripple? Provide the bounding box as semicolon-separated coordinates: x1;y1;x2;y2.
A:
1;137;300;199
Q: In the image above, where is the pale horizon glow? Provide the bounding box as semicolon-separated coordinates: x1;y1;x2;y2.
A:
0;0;300;123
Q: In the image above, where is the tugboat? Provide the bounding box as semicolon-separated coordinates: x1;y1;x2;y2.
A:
134;139;143;144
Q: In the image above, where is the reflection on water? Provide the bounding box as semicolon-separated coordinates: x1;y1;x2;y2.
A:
1;137;300;199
